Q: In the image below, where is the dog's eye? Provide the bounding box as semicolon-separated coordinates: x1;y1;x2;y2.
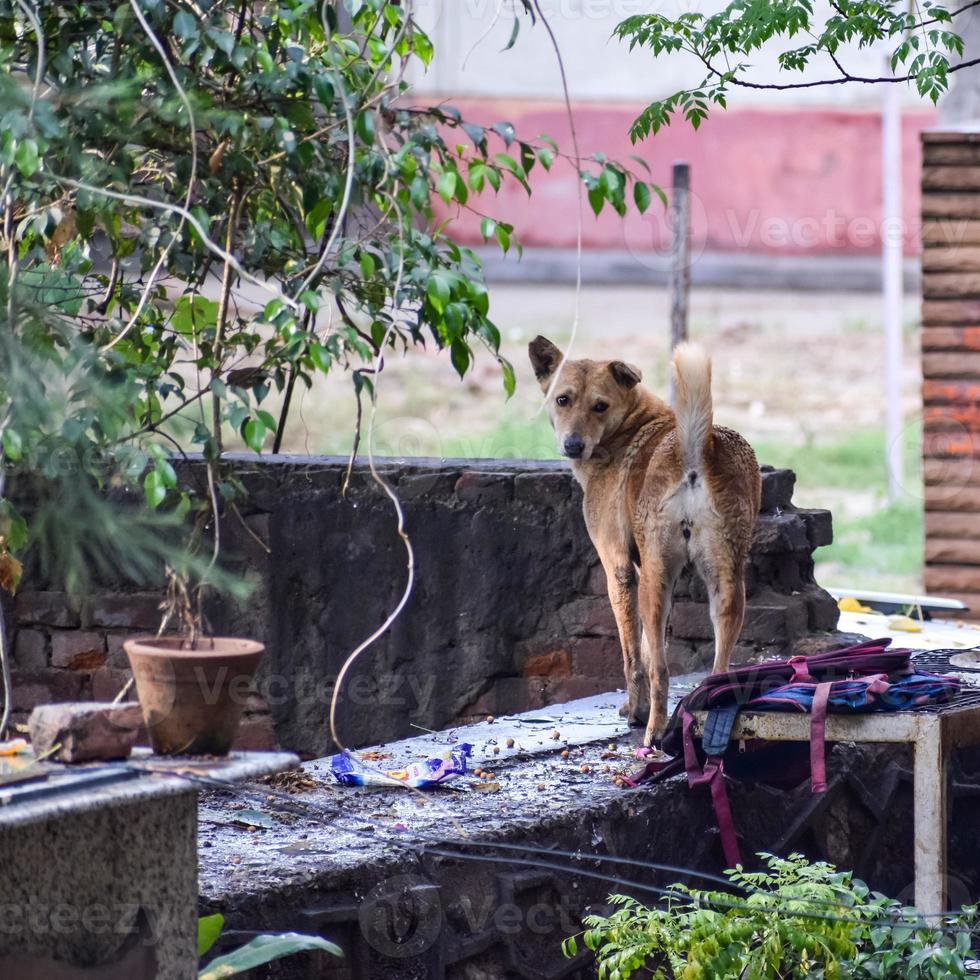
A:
593;401;609;414
556;395;570;407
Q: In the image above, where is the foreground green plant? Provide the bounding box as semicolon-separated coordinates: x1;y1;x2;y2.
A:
564;853;979;979
197;913;341;978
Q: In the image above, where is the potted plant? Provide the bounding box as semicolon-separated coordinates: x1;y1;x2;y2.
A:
124;569;263;756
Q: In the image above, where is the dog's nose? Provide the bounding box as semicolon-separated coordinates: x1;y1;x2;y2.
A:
563;435;585;458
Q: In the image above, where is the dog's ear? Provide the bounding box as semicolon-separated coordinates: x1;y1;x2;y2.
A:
529;336;564;381
610;360;642;389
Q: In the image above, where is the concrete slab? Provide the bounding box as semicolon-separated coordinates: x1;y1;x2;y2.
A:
0;750;297;979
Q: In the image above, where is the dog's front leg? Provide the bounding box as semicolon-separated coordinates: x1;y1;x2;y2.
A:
600;556;644;725
638;560;674;747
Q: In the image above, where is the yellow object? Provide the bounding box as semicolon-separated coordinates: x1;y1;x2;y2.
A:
887;614;923;633
0;738;28;756
838;596;874;614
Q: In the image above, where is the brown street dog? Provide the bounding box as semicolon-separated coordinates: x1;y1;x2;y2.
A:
528;337;761;746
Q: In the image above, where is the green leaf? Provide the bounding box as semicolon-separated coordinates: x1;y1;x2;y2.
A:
500;357;516;398
359;252;376;278
310;343;331;373
198;934;342;979
256;410;277;431
494;153;524;180
14;139;39;177
450;339;470;378
197;915;224;957
479;217;496;240
356;110;375;144
173;10;198;40
172;295;218;336
2;429;22;462
427;272;452;314
207;28;235;55
144;470;166;509
437;171;458;205
313;75;335;107
469;281;490;316
0;500;28;552
243;419;266;453
634;181;651;214
468;161;487;192
305;199;332;239
443;303;464;338
588;184;604;216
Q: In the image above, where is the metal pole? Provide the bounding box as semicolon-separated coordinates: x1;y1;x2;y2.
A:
882;66;904;501
668;162;690;404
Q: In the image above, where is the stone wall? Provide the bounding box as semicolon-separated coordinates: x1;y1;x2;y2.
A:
6;456;837;757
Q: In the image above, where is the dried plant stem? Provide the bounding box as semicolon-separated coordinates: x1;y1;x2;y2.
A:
211;186;246;456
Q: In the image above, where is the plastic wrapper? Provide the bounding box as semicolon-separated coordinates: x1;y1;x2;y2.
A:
330;743;473;789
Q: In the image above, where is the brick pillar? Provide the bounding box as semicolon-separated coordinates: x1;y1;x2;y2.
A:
921;128;980;615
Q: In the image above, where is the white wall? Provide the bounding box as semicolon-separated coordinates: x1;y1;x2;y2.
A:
407;0;947;110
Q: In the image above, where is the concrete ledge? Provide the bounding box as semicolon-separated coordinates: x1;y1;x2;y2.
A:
196;687;947;979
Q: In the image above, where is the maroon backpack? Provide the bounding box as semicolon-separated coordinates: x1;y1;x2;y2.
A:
628;638;959;867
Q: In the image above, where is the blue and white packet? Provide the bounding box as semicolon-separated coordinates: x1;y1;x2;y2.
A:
330;743;473;789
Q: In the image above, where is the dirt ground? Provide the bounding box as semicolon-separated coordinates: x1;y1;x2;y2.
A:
278;284;921;457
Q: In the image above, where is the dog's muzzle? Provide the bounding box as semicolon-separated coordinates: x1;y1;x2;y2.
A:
563;435;586;459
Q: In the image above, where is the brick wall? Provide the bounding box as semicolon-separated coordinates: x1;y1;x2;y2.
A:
921;128;980;616
7;457;838;756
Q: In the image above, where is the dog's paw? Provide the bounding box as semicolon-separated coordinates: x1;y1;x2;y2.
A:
619;698;648;728
642;729;665;749
643;715;667;747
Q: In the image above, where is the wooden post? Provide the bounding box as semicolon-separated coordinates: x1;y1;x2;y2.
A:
669;162;690;404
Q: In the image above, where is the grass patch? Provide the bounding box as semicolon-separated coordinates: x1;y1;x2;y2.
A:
815;499;923;590
752;427;923;592
440;413;559;460
750;427;921;494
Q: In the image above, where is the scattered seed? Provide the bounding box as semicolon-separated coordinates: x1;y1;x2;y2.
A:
580;764;590;774
493;746;500;755
560;749;570;760
537;783;546;791
551;730;561;740
506;737;515;749
486;715;495;723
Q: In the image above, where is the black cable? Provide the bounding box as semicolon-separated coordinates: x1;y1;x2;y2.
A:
145;765;978;933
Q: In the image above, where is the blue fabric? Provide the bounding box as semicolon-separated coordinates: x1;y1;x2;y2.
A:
748;672;958;714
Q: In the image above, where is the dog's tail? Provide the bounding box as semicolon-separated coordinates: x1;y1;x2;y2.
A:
671;342;713;472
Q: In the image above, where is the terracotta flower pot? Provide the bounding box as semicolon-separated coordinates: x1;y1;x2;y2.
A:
124;636;264;757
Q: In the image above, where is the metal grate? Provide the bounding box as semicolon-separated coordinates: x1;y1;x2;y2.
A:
908;649;980;713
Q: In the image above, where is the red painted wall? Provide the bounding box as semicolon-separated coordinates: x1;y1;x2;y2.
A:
433;99;936;257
